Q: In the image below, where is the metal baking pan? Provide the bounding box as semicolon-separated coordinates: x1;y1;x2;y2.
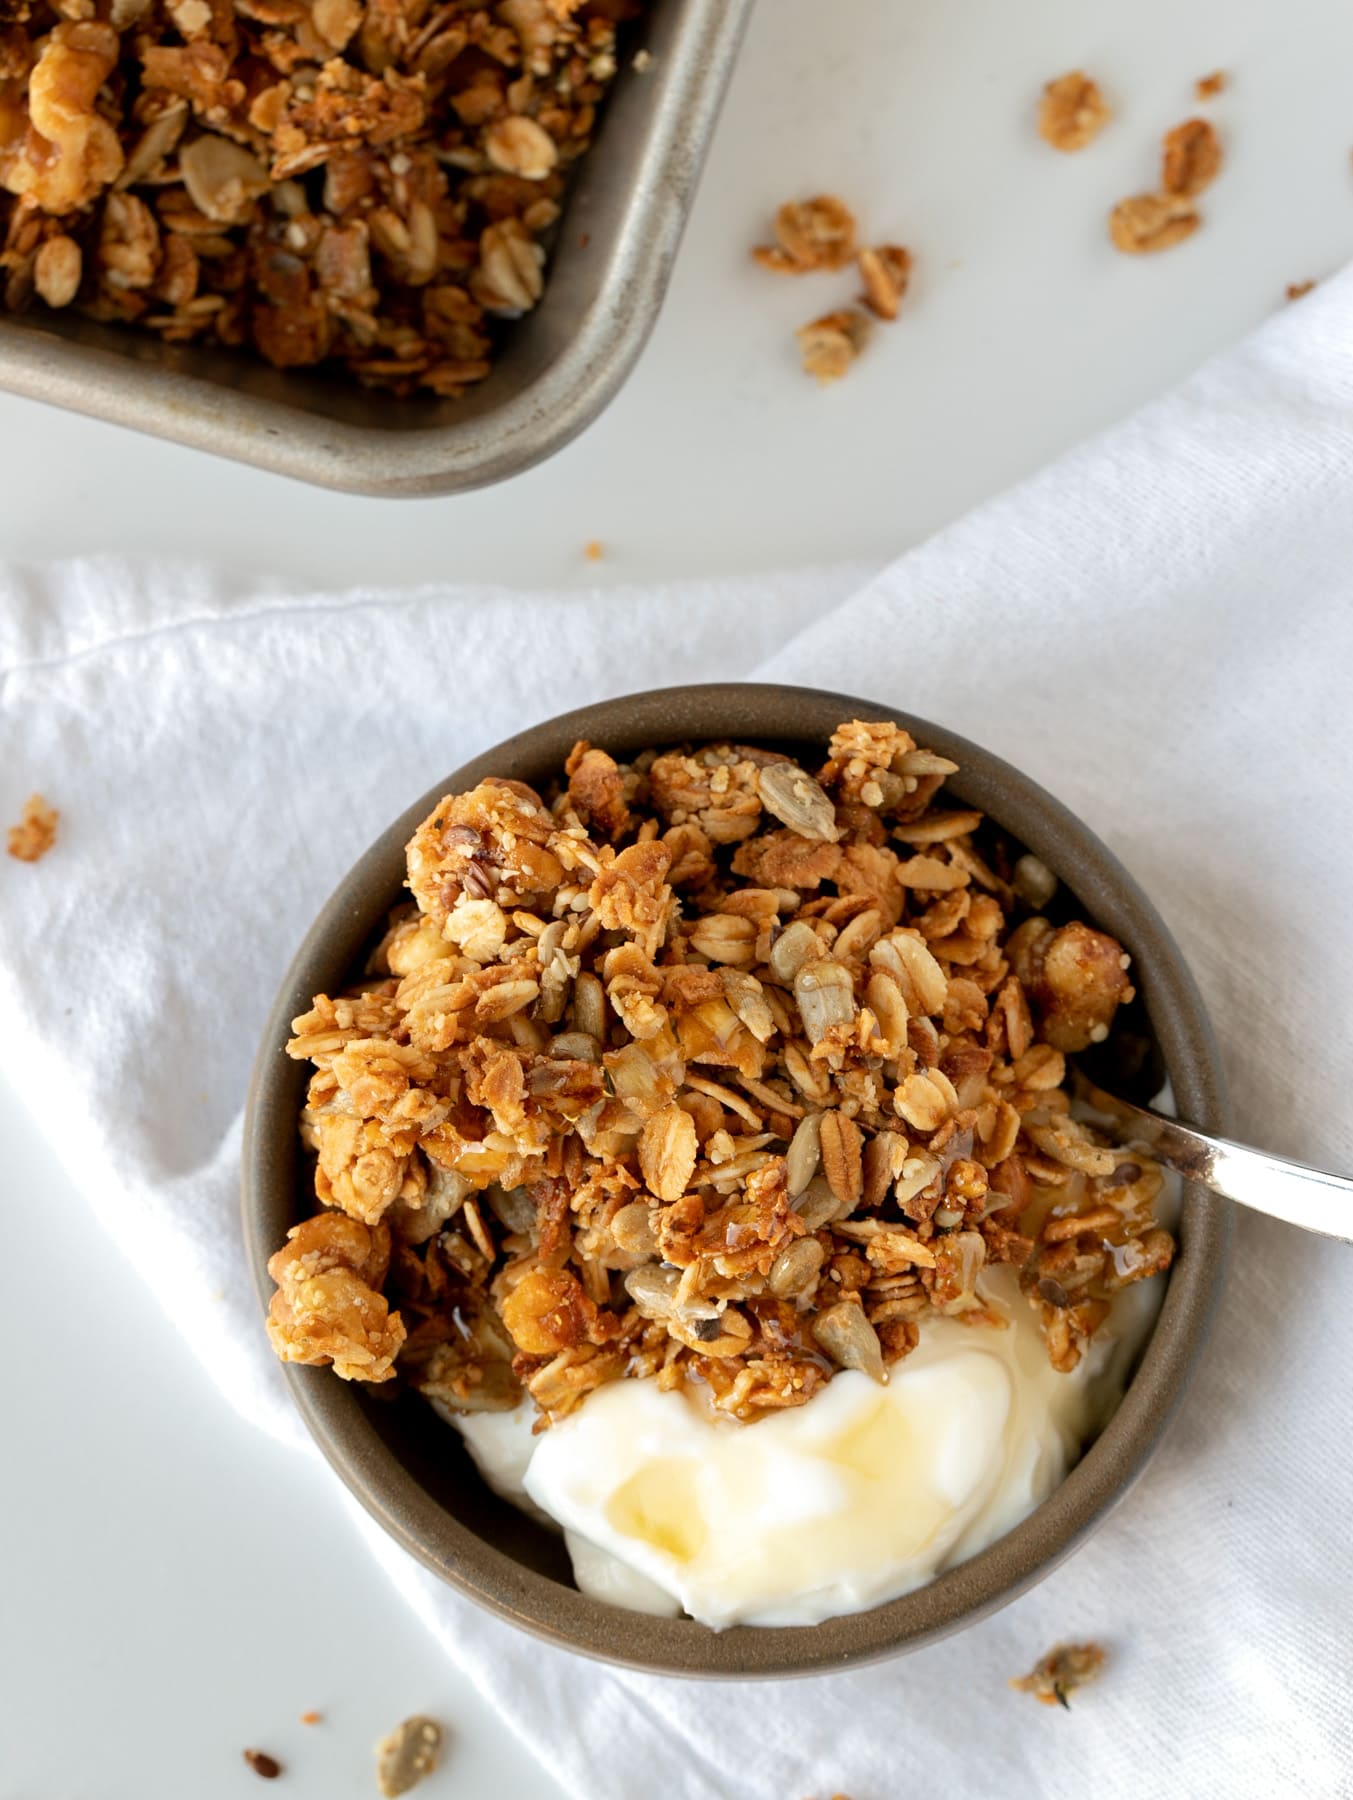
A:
0;0;753;496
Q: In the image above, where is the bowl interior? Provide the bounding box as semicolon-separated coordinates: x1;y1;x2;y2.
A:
243;683;1231;1677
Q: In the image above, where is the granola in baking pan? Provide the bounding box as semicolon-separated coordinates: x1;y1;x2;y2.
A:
267;720;1175;1427
0;0;646;396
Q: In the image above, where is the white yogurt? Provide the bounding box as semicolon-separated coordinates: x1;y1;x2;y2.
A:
451;1253;1171;1630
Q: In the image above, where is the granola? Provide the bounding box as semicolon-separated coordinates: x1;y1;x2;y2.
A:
1110;115;1221;256
1037;71;1110;152
268;720;1176;1427
6;792;58;861
1010;1640;1107;1708
0;0;647;397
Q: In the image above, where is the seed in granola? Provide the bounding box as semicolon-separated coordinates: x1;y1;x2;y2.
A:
1010;1641;1107;1708
242;1749;282;1779
753;194;857;273
858;245;912;321
6;793;58;862
1108;192;1200;255
785;1110;824;1197
812;1300;885;1383
376;1716;443;1797
33;237;82;308
1038;70;1110;151
1013;853;1058;910
1161;118;1222;197
794;959;855;1044
795;307;870;384
757;762;841;843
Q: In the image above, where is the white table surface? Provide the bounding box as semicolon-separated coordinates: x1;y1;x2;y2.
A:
4;0;1353;1795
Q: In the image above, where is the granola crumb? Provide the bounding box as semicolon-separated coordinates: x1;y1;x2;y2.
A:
299;1710;322;1725
753;195;858;274
1195;71;1227;99
376;1716;443;1797
583;539;604;562
243;1748;283;1778
1037;71;1110;151
796;307;870;384
858;245;912;321
6;793;58;862
1108;191;1199;255
633;48;653;73
1286;279;1316;302
1011;1641;1107;1707
1161;118;1223;197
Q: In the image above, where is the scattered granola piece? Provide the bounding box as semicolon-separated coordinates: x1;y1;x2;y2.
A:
1010;1641;1107;1708
754;195;858;274
243;1748;282;1778
858;245;912;321
6;793;58;862
1108;192;1199;255
1286;279;1317;301
632;48;654;73
1195;71;1227;99
1037;71;1111;151
796;307;870;384
376;1716;443;1797
583;539;604;562
1161;117;1223;197
299;1710;322;1725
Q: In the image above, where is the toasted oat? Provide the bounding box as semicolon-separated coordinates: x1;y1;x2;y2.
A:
1011;1641;1107;1708
1161;118;1223;197
376;1716;442;1797
796;307;870;384
242;1749;282;1779
1108;192;1199;255
753;195;857;274
1195;71;1227;100
1037;71;1110;152
858;245;912;321
1286;279;1317;301
0;0;645;396
6;793;58;862
270;717;1173;1426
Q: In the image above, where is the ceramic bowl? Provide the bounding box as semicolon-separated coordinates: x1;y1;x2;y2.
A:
242;683;1230;1677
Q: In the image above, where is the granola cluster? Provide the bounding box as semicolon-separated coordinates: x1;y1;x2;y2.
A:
267;721;1176;1429
751;195;912;385
0;0;643;394
1109;115;1223;255
6;791;59;861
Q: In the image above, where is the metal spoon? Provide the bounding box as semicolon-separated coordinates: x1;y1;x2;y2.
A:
1072;1072;1353;1245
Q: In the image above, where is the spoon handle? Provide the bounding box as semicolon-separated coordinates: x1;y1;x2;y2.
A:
1087;1090;1353;1245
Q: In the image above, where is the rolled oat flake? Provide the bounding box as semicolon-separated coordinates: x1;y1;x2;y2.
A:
376;1716;443;1797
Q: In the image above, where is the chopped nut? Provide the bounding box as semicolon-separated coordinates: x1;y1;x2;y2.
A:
796;307;870;384
1038;71;1110;151
6;793;58;862
858;245;912;320
376;1716;443;1797
1108;192;1199;255
1161;117;1222;197
1011;1641;1107;1708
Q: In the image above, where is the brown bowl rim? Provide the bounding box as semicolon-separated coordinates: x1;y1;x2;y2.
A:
242;682;1231;1678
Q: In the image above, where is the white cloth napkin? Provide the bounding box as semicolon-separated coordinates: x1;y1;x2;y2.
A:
5;265;1353;1800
